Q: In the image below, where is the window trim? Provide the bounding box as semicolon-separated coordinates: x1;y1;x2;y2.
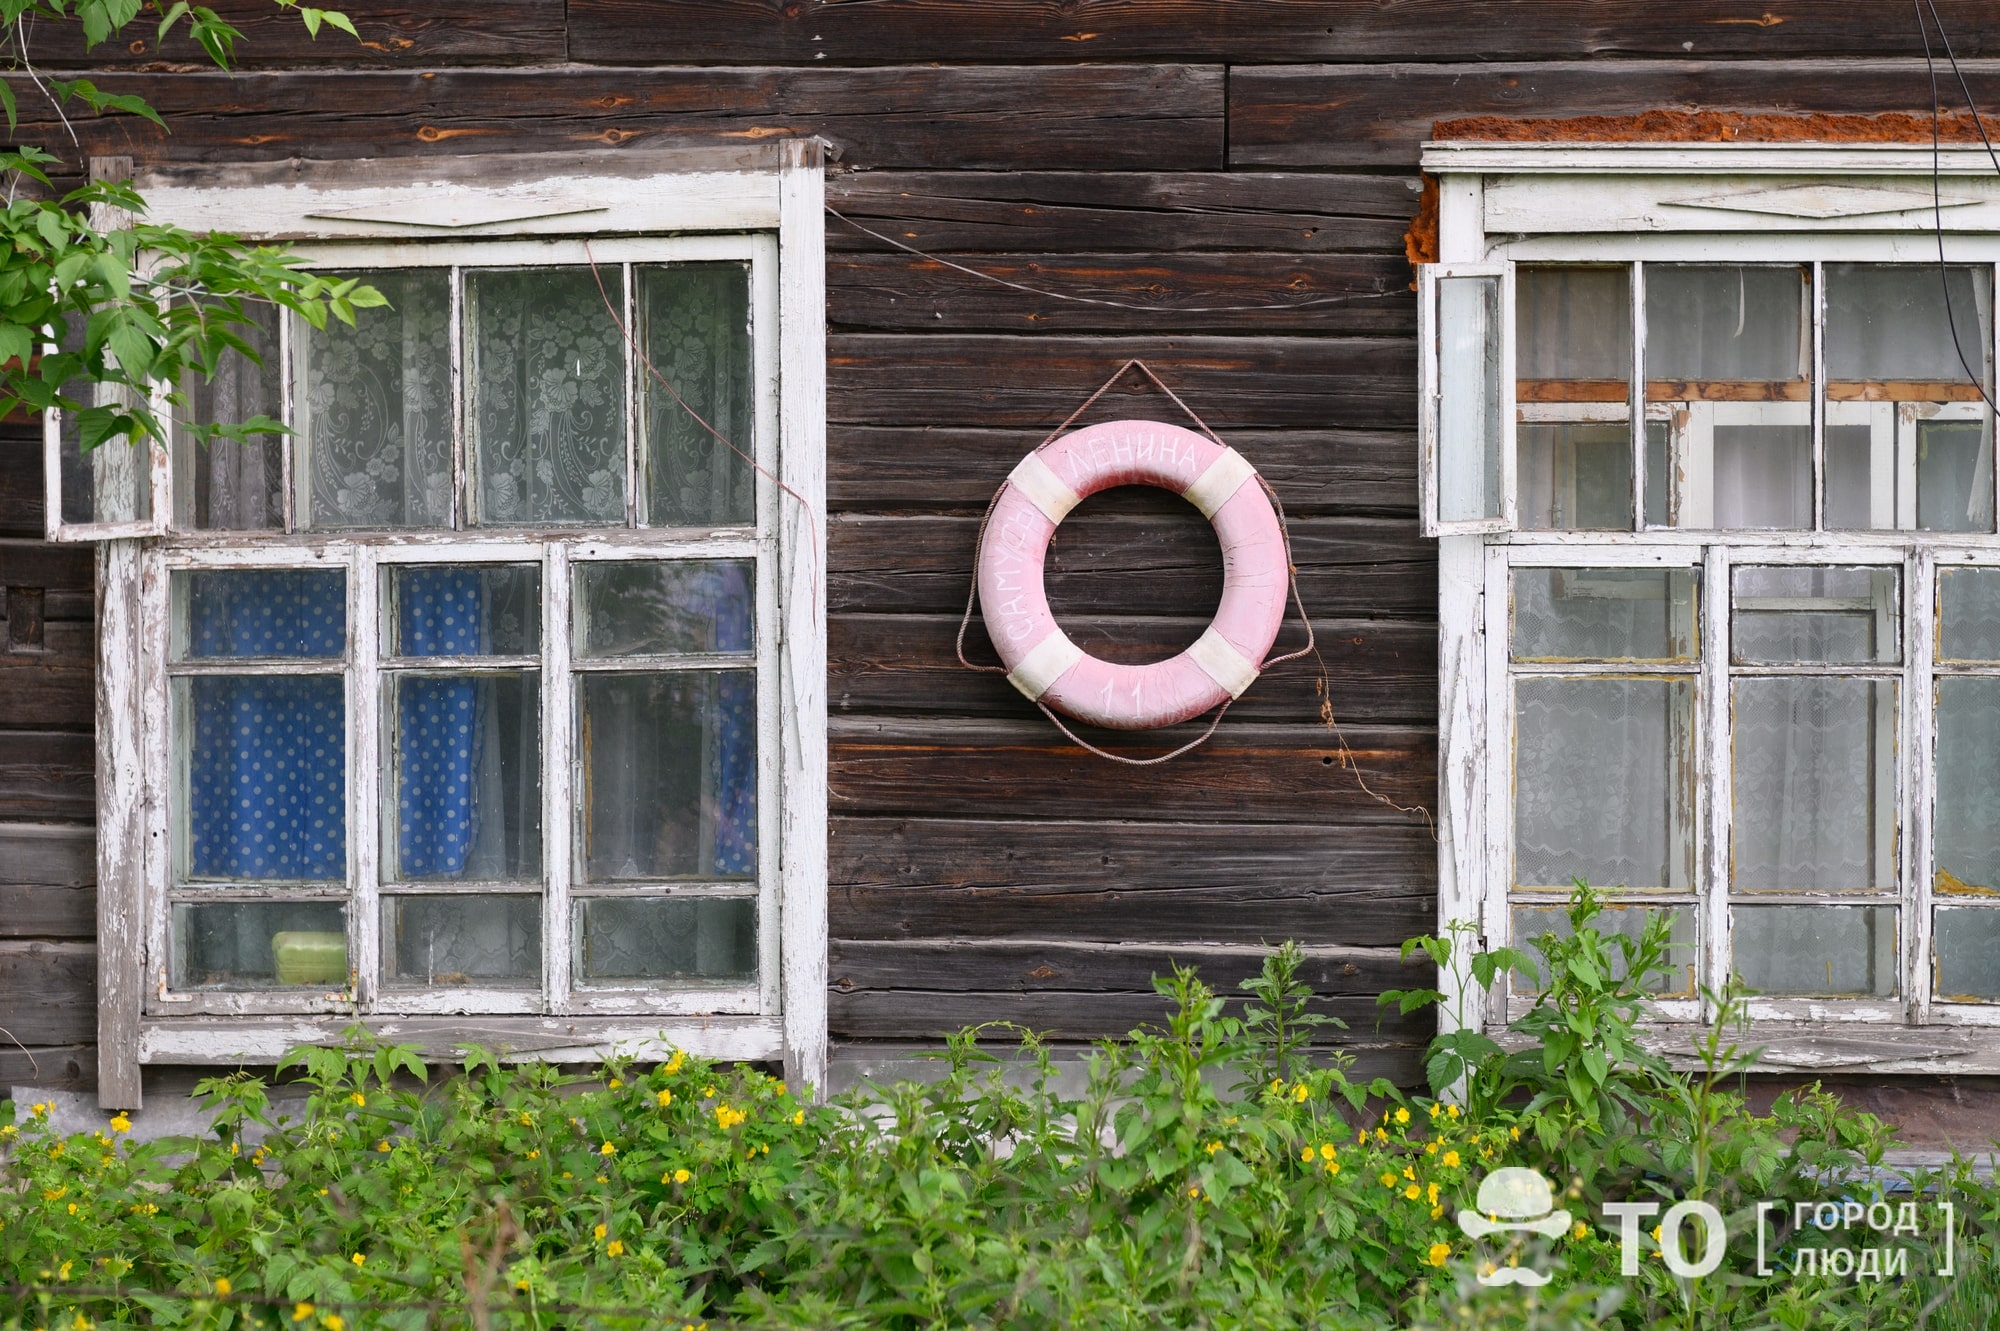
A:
1428;140;2000;1071
86;144;827;1108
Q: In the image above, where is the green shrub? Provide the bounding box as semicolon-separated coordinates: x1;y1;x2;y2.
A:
0;889;1995;1329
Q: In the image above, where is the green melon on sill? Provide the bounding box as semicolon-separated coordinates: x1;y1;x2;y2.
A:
272;931;348;987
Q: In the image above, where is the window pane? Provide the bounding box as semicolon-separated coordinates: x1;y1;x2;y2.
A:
639;264;754;527
1644;419;1670;526
382;895;540;986
1515;678;1694;890
298;269;453;530
389;674;541;882
1435;274;1502;524
1938;567;2000;661
1933;678;2000;895
1918;419;1994;532
56;350;151;527
175;301;284;531
1823;423;1883;530
574;897;755;985
575;560;754;657
1518;424;1631;530
1712;424;1811;529
1732;906;1895;997
1511;568;1696;663
469;268;626;526
1731;678;1895;892
1827;263;1991;386
1646;265;1807;386
171;902;346;990
1511;904;1694;996
1731;566;1899;665
183;675;346;881
1935;908;2000;1001
387;564;541;658
1516;266;1630;386
175;569;347;660
581;671;756;882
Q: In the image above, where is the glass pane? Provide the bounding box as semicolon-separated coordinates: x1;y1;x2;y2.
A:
1511;568;1696;663
639;264;754;527
1939;567;2000;661
172;902;346;990
1827;263;1991;388
575;560;754;657
175;569;347;660
1933;678;2000;895
387;565;541;658
389;674;541;882
1518;424;1631;530
1731;679;1895;892
183;675;346;881
382;895;540;987
1731;566;1899;665
469;267;626;526
298;269;453;530
1436;274;1502;525
1515;266;1630;388
1510;904;1694;996
1732;906;1895;997
1515;678;1695;890
1712;424;1811;529
574;897;756;985
1935;908;2000;1001
581;671;757;882
1646;265;1808;387
1823;422;1883;530
1643;419;1670;526
1918;418;1994;532
175;301;284;531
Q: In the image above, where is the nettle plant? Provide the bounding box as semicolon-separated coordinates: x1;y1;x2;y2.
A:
0;898;1993;1330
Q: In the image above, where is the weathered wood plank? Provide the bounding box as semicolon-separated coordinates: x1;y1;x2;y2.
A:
829;334;1414;430
831;613;1437;724
0;541;93;594
0;425;40;537
829;426;1416;515
828;510;1435;618
829;987;1429;1043
0;1045;95;1091
0;824;96;939
24;0;567;68
827;171;1422;255
1231;59;2000;169
7;65;1225;173
0;732;96;822
0;942;96;1046
568;1;2000;65
829;817;1433;945
0;655;93;730
828;252;1415;335
0;885;95;940
830;1039;1425;1090
830;939;1428;994
830;717;1437;825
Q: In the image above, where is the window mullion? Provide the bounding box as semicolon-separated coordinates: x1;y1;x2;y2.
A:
1630;261;1648;531
543;542;574;1015
280;308;297;535
624;262;639;529
450;265;467;531
1811;260;1826;533
1699;543;1732;1021
1908;546;1937;1023
350;545;380;1011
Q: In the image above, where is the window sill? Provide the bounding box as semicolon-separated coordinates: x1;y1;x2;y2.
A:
1495;1021;2000;1075
135;1013;783;1067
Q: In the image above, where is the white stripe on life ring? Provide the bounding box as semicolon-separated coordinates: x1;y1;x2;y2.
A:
1187;626;1260;699
1007;453;1083;523
1005;630;1086;702
1181;447;1256;519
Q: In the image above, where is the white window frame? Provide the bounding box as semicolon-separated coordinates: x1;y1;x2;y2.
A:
74;146;828;1108
1426;141;2000;1070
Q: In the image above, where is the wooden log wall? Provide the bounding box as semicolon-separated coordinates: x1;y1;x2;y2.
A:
7;0;1999;1089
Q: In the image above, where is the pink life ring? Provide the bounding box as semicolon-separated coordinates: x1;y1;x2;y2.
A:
977;419;1289;730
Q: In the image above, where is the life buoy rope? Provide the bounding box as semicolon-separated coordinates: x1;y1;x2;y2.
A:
957;361;1312;764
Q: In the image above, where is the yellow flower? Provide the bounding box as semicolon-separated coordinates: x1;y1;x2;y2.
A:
1427;1242;1450;1268
1379;1171;1397;1188
29;1102;49;1118
702;1086;717;1098
673;1168;692;1185
1205;1141;1222;1156
326;1317;345;1331
1319;1143;1338;1161
1573;1221;1589;1240
1443;1150;1461;1168
1187;1186;1201;1199
376;1140;390;1153
665;1050;685;1075
1510;1126;1521;1140
71;1315;91;1331
608;1078;623;1090
593;1223;607;1241
1356;1130;1366;1145
596;1175;608;1184
527;1150;540;1160
657;1088;674;1108
1651;1224;1662;1243
518;1112;533;1127
714;1104;747;1130
516;1279;531;1292
67;1202;78;1215
562;1171;573;1180
1429;1102;1441;1119
108;1114;131;1134
1426;1141;1438;1155
1404;1183;1422;1200
1403;1166;1416;1180
59;1260;73;1280
600;1142;617;1156
1292;1083;1309;1104
1301;1147;1315;1163
606;1240;625;1257
1394;1107;1411;1125
1375;1128;1388;1143
792;1109;805;1125
214;1278;232;1297
1324;1161;1340;1177
351;1253;365;1267
1431;1204;1444;1218
293;1304;314;1323
1448;1104;1461;1120
1427;1182;1440;1205
0;1124;14;1137
1270;1078;1284;1094
349;1093;366;1108
318;1188;329;1196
